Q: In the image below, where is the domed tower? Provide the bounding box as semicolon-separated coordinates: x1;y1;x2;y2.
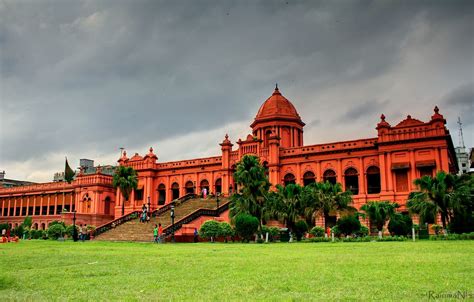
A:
250;85;305;148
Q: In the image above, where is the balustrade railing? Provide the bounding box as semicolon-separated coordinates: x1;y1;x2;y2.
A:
163;201;230;237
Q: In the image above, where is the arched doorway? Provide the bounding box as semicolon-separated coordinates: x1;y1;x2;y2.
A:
344;168;359;195
185;181;195;194
171;183;180;200
41;223;45;230
158;184;166;205
303;171;316;186
283;173;296;186
33;223;38;230
366;166;381;194
104;196;111;215
323;170;337;185
200;179;209;195
215;178;222;195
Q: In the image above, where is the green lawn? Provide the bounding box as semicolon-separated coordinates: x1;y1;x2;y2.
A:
0;240;473;301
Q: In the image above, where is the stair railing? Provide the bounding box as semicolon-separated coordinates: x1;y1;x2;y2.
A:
150;193;196;218
163;200;230;238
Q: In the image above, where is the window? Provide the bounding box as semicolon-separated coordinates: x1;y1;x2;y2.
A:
323;170;337;185
283;173;296;186
419;167;433;177
395;170;409;192
171;183;180;200
185;181;195;194
344;168;359;195
135;189;144;201
366;166;381;194
158;184;166;205
303;171;316;186
215;179;222;194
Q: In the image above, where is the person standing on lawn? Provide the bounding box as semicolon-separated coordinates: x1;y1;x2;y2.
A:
158;223;163;243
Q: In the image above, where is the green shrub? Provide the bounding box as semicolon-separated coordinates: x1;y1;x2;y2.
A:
294;220;308;241
65;225;79;238
355;225;369;237
235;214;259;242
0;223;10;234
29;229;44;239
341;236;372;242
47;224;66;240
376;236;407;242
261;226;279;242
336;215;361;236
388;213;413;236
308;237;331;243
199;220;221;241
309;226;325;237
331;225;340;236
12;225;25;238
22;216;33;229
219;222;234;242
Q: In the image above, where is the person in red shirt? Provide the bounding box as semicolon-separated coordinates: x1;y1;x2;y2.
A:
158;223;163;243
326;226;331;238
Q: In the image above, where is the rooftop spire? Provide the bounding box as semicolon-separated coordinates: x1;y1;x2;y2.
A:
457;117;465;148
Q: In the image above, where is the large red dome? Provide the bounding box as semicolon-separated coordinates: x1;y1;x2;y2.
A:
253;86;303;125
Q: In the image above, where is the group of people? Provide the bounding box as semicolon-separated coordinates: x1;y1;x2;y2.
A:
78;224;89;241
140;204;150;223
1;228;19;243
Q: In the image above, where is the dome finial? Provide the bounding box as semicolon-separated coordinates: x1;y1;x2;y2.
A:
275;83;279;90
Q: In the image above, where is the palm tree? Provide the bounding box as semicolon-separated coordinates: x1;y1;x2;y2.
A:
361;201;399;237
231;155;271;230
112;166;138;216
407;171;456;230
268;184;304;231
302;181;354;229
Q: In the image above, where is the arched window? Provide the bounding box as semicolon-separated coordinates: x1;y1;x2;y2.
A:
283;173;296;186
41;223;45;230
104;196;111;215
158;184;166;205
33;223;38;230
303;171;316;186
215;179;222;194
323;169;337;185
366;166;381;194
200;179;209;194
344;168;359;195
171;183;180;200
185;181;195;194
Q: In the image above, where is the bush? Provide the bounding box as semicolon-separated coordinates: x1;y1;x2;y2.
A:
336;215;361;236
234;214;259;242
308;237;331;243
0;223;10;234
376;236;407;242
309;226;325;237
199;220;221;241
431;224;442;235
12;225;25;238
261;226;279;242
355;225;369;237
47;224;66;240
331;226;340;236
30;229;44;239
219;222;234;242
388;214;413;236
294;220;308;241
65;225;79;238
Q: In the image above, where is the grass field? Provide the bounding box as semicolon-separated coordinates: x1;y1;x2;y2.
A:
0;240;473;301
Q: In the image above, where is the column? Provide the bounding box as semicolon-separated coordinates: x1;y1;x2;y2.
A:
409;150;416;191
316;161;321;182
46;195;50;215
62;191;65;211
33;196;36;216
26;196;30;216
13;197;17;216
434;147;441;172
40;195;44;216
69;192;73;213
296;163;301;186
337;159;343;186
7;198;11;216
94;191;99;214
440;147;449;172
54;194;58;215
1;198;4;216
386;152;394;192
379;153;387;192
359;157;366;195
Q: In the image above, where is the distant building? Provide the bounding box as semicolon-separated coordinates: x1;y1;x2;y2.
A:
455;147;469;175
470;148;474;172
0;171;36;188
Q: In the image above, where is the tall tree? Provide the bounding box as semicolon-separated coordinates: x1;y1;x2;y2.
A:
301;181;354;229
407;171;458;230
268;184;304;231
112;166;138;216
230;155;270;230
361;201;399;235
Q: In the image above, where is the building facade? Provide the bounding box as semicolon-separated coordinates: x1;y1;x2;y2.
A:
0;86;458;228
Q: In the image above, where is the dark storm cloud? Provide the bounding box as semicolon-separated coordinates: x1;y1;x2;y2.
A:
442;83;474;126
1;0;473;180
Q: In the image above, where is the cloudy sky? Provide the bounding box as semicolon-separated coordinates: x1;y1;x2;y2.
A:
1;0;473;182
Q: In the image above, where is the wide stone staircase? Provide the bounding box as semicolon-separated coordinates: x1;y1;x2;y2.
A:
95;197;221;242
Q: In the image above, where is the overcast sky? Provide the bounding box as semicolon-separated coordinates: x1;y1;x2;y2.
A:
1;0;473;182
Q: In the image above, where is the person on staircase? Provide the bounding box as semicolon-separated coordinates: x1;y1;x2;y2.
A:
158;223;163;243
